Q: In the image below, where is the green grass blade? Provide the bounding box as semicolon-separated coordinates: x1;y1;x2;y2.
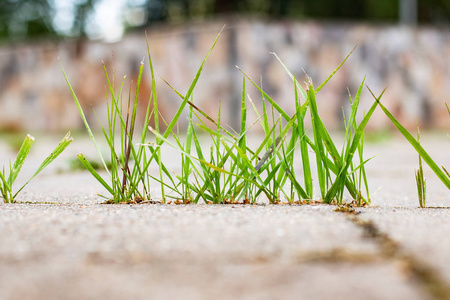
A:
162;77;259;160
307;77;327;198
348;77;365;131
0;168;13;203
255;162;282;201
237;67;356;195
183;108;194;198
14;132;74;198
416;125;427;207
161;27;224;142
30;132;73;178
76;153;114;195
315;45;357;93
285;166;309;200
294;81;312;198
324;91;379;202
146;34;166;201
237;66;290;122
371;88;450;190
271;52;308;100
239;76;247;152
8;134;34;187
60;61;110;176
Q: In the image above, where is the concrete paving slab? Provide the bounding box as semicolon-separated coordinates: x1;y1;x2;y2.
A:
0;205;379;264
0;204;426;300
0;260;427;300
0;134;449;299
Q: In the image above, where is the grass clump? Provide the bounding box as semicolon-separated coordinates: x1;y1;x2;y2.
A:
152;43;378;205
63;28;379;205
0;132;73;203
61;29;222;204
234;50;378;205
61;58;155;203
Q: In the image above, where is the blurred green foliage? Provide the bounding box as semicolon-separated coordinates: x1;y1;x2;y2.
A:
0;0;449;42
0;0;95;42
135;0;450;24
0;0;55;41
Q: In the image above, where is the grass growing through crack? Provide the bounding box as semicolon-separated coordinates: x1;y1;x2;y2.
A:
0;133;73;203
62;29;222;203
150;45;377;205
235;54;378;205
64;29;379;205
62;56;157;203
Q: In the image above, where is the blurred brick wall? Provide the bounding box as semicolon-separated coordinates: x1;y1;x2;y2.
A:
0;20;449;132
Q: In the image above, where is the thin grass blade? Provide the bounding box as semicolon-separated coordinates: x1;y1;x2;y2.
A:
324;92;379;202
76;153;114;195
294;81;312;198
60;62;111;175
371;88;450;190
315;45;357;93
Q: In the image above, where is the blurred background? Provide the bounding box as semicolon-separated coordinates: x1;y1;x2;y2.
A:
0;0;449;133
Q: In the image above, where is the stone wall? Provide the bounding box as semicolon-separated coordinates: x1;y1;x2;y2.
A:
0;20;449;132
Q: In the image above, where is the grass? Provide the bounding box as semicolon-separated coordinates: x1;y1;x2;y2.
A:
374;96;450;207
235;61;378;205
62;57;155;203
62;29;382;205
61;29;222;204
68;156;112;172
415;125;426;208
0;132;73;203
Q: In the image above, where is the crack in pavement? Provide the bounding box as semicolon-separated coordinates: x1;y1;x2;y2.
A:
336;207;450;300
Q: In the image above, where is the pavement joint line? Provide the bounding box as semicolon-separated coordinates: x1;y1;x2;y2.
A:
335;207;450;300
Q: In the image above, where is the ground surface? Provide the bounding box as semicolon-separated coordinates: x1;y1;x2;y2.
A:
0;133;449;300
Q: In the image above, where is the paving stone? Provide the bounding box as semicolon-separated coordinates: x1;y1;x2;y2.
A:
0;204;426;300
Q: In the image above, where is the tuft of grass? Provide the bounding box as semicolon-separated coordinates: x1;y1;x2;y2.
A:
238;55;377;205
61;56;155;203
62;29;224;203
0;132;73;203
63;28;378;205
153;44;377;205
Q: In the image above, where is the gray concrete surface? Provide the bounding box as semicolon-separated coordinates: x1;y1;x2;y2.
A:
358;207;450;283
0;134;449;300
0;204;430;300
